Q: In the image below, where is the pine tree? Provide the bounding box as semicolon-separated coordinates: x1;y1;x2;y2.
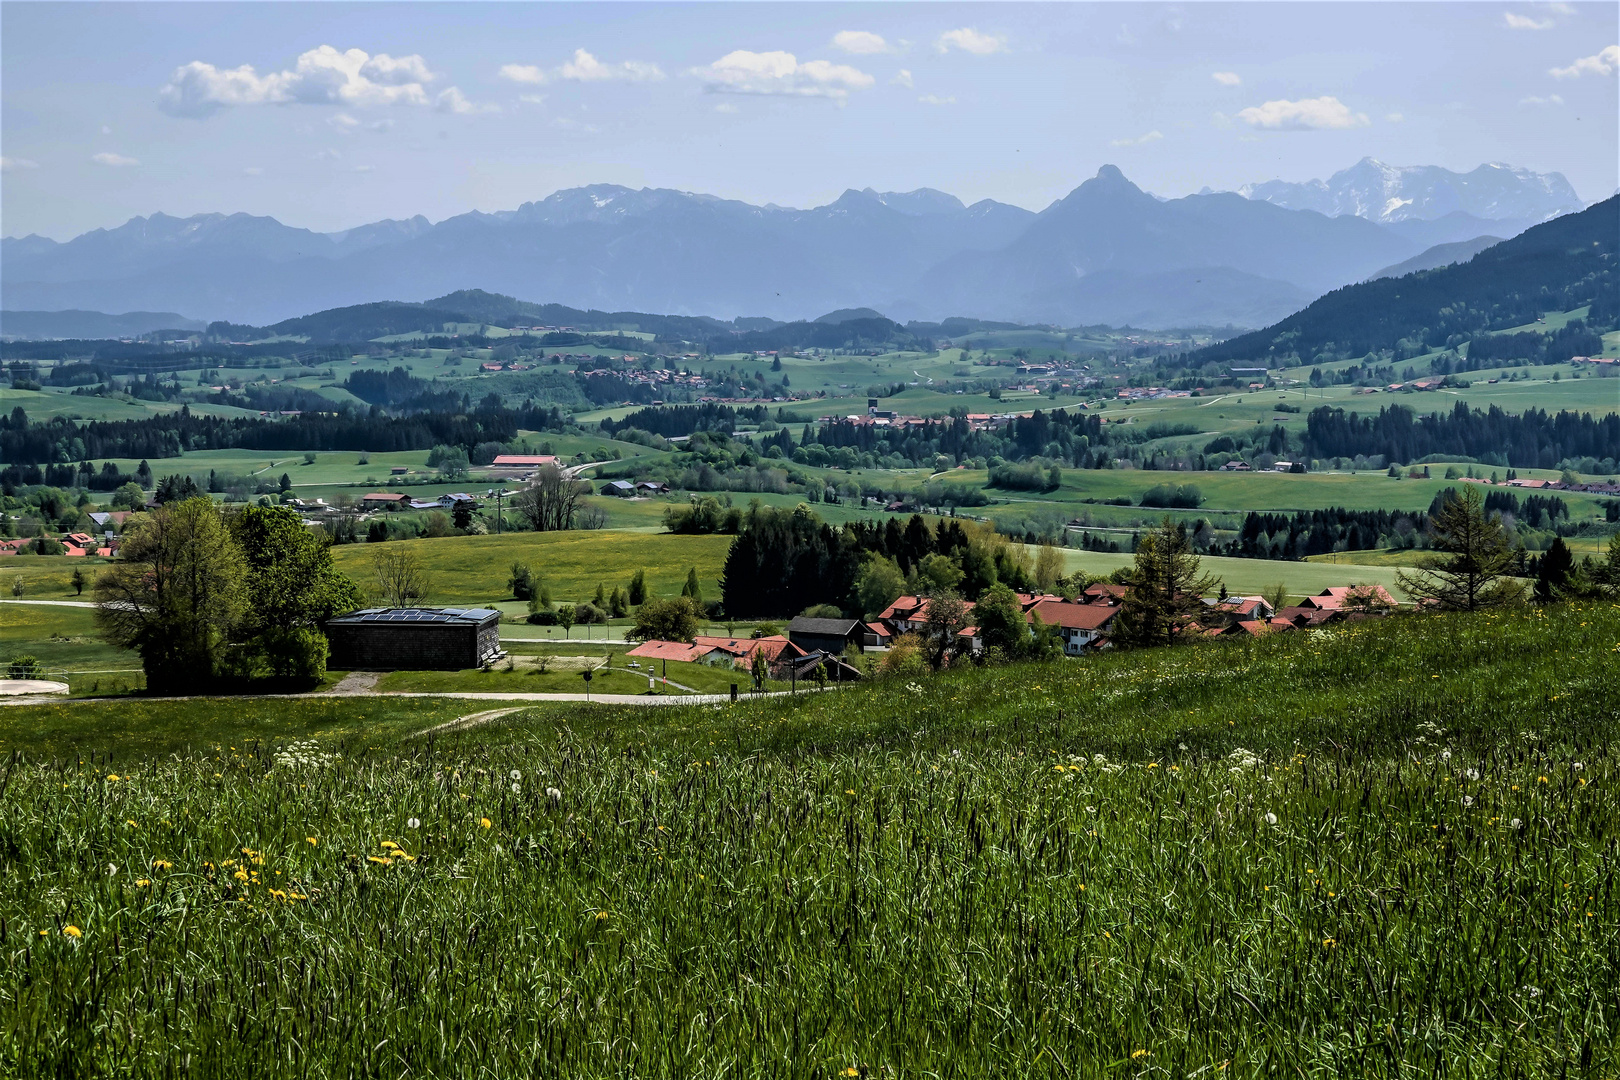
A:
1397;487;1524;611
593;582;606;607
627;569;647;606
1534;536;1575;603
1113;518;1220;648
682;567;703;604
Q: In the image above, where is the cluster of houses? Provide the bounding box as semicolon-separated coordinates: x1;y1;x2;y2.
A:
622;583;1400;680
1461;474;1620;495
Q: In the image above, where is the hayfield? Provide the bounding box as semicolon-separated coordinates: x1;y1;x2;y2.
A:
327;530;734;606
2;604;1618;1075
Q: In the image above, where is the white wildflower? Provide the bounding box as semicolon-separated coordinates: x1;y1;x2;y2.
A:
1263;812;1278;826
1464;768;1480;781
511;782;522;794
509;770;522;781
1461;796;1474;807
545;786;562;802
407;817;421;829
1510;817;1522;829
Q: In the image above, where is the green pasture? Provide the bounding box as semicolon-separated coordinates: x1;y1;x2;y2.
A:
1;604;1617;1074
327;530;733;607
1052;547;1415;601
967;465;1616;517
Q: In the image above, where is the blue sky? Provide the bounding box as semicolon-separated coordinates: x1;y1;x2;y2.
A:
2;1;1615;239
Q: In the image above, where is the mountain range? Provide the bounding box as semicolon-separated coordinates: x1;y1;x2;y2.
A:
1242;158;1583;226
1;160;1585;332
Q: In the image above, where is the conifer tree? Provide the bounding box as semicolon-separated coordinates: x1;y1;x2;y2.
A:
1113;518;1220;648
1397;487;1524;611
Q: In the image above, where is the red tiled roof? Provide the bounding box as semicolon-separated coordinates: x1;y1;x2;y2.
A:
361;492;411;502
692;635;804;663
491;455;558;466
625;640;713;663
1026;599;1118;631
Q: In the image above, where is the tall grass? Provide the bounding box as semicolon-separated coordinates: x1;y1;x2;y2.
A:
2;604;1618;1076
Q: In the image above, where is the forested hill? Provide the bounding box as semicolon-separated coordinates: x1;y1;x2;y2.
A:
1192;195;1617;367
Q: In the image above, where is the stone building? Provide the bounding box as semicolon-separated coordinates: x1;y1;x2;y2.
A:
325;608;503;670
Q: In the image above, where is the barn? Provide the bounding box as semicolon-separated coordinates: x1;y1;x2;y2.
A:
325;608;504;670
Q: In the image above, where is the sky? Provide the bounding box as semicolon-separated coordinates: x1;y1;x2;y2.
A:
2;1;1616;239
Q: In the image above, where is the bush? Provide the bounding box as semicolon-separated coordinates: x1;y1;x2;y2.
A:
1140;483;1204;509
987;462;1057;492
509;562;536;601
801;604;844;620
7;655;42;679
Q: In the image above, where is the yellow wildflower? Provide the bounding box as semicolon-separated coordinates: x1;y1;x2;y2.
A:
306;837;318;846
63;925;82;938
135;879;151;887
480;817;492;829
152;859;172;871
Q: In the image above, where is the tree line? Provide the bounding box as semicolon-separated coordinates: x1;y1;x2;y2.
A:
1302;402;1620;470
0;402;570;468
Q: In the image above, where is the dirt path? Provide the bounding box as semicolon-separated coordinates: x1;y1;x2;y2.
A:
418;705;531;736
326;671;381;694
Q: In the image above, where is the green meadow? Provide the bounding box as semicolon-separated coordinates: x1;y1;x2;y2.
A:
1;603;1617;1075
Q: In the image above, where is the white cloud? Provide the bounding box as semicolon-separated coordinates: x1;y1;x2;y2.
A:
1211;71;1241;87
1110;129;1163;147
518;93;547;106
327;112;361;133
559;49;664;83
833;31;893;55
1237;96;1370;130
890;69;914;88
1;156;40;172
1503;12;1554;29
158;46;436;118
1546;2;1575;13
1550;44;1619;78
101;124;112;135
435;86;498;114
499;63;547;85
1520;93;1565;105
91;152;138;166
935;28;1007;55
918;94;956;106
691;50;874;99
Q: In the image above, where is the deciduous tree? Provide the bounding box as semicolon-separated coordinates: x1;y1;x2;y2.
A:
512;465;586;532
95;499;244;692
370;545;432;608
627;597;701;643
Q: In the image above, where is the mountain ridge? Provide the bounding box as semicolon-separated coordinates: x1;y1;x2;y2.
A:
2;161;1581;330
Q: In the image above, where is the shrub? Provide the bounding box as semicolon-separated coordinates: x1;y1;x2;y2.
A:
1140;483;1204;509
7;655;41;679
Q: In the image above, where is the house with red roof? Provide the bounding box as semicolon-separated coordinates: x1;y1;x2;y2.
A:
1025;598;1119;655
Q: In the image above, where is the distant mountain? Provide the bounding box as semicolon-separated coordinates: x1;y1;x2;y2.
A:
815;307;888;324
5;163;1567;330
0;309;207;340
1367;236;1504;282
1243;158;1583;225
896;165;1405;327
1193;196;1617;366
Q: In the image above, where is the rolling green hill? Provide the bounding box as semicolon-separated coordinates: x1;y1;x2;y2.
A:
1195;196;1617;367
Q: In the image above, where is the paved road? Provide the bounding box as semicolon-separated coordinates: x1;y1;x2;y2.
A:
1;688;805;707
0;599;96;609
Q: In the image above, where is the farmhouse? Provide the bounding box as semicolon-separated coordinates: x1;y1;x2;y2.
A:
361;493;412;510
1024;598;1118;655
325;607;503;670
787;617;865;656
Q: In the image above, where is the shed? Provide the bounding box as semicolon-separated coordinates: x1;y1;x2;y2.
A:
325;607;503;670
787;617;864;656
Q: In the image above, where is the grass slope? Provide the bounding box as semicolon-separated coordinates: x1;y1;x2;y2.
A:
327;531;733;606
1;605;1618;1075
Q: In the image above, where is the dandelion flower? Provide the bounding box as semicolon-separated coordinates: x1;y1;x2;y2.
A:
480;817;492;829
407;818;421;829
135;879;151;888
1263;812;1278;826
63;925;83;938
367;856;391;865
234;869;249;882
1131;1050;1149;1059
306;837;318;846
381;840;399;850
511;782;522;794
596;911;610;921
510;770;522;781
106;774;120;782
1510;818;1523;829
545;787;562;802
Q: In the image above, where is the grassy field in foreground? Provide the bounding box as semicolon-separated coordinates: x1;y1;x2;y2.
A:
1;604;1618;1075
